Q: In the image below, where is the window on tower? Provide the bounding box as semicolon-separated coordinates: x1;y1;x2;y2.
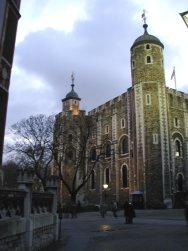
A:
120;135;129;155
174;117;180;128
105;142;111;158
177;173;184;192
104;168;110;185
175;139;182;157
153;134;158;144
145;44;151;50
132;60;135;69
90;147;97;161
121;118;125;128
146;94;151;105
122;165;128;188
105;125;109;134
146;55;152;64
90;170;95;189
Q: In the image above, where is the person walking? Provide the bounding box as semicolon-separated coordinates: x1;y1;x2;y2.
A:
127;202;136;224
111;200;118;218
123;200;129;224
124;201;136;224
184;197;188;230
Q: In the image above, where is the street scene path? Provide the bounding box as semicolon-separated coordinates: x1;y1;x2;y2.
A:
47;209;188;251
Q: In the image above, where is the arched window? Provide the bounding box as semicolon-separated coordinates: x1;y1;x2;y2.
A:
146;55;152;64
121;136;129;154
91;147;96;161
177;173;183;191
91;170;95;189
105;143;111;158
175;139;181;157
105;168;110;185
65;147;75;162
122;165;128;188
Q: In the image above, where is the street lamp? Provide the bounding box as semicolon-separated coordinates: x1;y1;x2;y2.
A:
103;184;108;202
180;11;188;28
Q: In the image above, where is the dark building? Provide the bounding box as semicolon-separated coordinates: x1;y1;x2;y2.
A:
0;0;21;165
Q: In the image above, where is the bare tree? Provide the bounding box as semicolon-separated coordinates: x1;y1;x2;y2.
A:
5;114;55;190
53;113;102;203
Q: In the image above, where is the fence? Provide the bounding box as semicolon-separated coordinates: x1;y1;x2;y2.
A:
0;170;58;251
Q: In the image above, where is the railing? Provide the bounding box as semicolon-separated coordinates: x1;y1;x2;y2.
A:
32;192;53;214
0;188;26;219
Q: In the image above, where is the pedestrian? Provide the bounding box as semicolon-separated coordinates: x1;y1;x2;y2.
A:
100;203;107;218
127;202;136;224
111;200;118;218
184;198;188;229
71;202;77;218
123;200;129;224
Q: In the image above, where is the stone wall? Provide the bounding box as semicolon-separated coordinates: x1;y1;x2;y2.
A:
0;171;58;251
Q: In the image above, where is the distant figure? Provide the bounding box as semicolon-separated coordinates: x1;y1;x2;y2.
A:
111;201;118;218
100;203;107;218
123;201;129;224
124;201;136;224
184;199;188;229
71;202;77;218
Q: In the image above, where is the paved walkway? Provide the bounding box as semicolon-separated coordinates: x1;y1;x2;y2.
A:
46;209;188;251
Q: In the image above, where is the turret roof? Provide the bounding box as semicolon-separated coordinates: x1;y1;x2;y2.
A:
131;24;164;50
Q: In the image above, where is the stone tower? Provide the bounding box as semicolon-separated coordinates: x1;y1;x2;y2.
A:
129;22;171;207
62;73;81;115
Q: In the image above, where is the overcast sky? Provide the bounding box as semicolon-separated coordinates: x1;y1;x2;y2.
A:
6;0;188;129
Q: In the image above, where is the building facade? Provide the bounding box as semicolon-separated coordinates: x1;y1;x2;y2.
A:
55;23;188;208
0;0;21;166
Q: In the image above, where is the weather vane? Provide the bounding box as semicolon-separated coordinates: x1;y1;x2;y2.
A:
141;9;147;24
71;72;75;89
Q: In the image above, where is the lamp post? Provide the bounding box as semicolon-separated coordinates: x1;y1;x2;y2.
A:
180;11;188;28
103;183;108;203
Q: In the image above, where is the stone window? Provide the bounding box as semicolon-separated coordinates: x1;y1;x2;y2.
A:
145;44;151;50
174;117;180;128
90;147;96;161
146;94;151;105
121;118;125;128
153;134;158;144
132;60;135;69
175;139;182;157
122;165;128;188
104;168;110;185
105;125;109;134
120;136;129;154
105;142;111;158
146;55;152;64
177;173;183;192
67;150;73;160
90;170;95;189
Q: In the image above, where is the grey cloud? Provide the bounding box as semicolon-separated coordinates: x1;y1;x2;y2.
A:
8;0;143;127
